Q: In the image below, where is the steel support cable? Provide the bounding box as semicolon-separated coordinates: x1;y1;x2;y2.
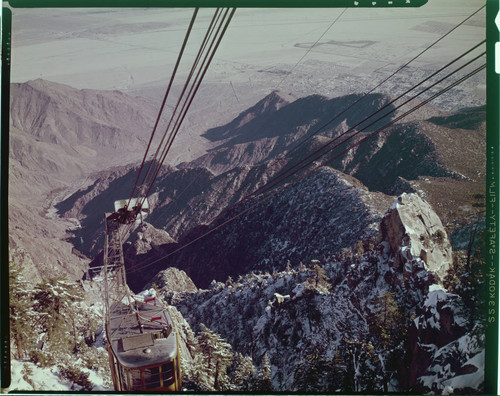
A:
274;8;347;91
116;5;484;265
136;8;225;200
143;8;236;200
131;9;230;214
248;47;486;202
122;9;232;242
320;63;486;169
142;8;231;197
120;9;226;226
127;8;199;207
120;8;236;239
216;43;486;220
283;4;486;160
131;9;224;217
123;5;483;233
225;6;486;216
124;41;484;243
125;62;485;275
232;60;486;219
238;49;487;202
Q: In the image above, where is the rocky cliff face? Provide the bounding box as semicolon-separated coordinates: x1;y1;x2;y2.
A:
129;222;175;256
380;193;452;283
145;267;198;294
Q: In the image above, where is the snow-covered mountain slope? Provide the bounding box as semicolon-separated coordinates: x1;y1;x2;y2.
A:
156;194;484;393
89;164;392;292
150;166;393;290
9;358;112;392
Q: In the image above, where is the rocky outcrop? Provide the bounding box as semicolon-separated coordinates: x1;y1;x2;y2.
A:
380;193;452;283
130;222;175;255
379;194;484;393
146;267;198;294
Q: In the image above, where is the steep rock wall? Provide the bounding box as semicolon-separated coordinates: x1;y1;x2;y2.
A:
380;193;452;283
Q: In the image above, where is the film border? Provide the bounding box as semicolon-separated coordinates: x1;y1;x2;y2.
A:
1;0;497;394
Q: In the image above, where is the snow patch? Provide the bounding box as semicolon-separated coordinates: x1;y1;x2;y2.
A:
442;368;483;393
429;283;446;292
10;360;69;391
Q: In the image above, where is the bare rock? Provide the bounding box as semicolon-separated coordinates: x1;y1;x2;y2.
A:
380;193;452;283
146;267;198;294
131;222;175;255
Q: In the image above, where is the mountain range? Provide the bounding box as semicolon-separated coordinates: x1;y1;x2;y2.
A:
8;79;486;393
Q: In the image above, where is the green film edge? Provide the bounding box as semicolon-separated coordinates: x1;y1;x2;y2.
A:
485;0;500;394
1;5;12;391
6;0;428;8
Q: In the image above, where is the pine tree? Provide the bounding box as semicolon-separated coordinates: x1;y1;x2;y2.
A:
256;353;273;392
306;264;331;292
32;277;84;354
9;260;35;359
371;291;406;349
294;346;332;392
367;290;410;390
331;348;348;391
197;323;234;391
229;352;257;391
342;338;381;392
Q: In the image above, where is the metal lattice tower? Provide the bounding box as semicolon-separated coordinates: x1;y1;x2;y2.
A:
103;215;134;334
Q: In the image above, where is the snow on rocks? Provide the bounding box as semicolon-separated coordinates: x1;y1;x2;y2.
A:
10;359;71;391
413;290;466;348
408;287;484;393
145;266;198;295
413;334;484;394
9;358;113;392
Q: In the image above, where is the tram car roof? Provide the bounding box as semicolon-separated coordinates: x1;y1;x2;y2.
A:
107;300;177;368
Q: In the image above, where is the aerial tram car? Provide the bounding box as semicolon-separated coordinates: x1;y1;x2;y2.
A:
105;295;182;391
94;198;182;391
